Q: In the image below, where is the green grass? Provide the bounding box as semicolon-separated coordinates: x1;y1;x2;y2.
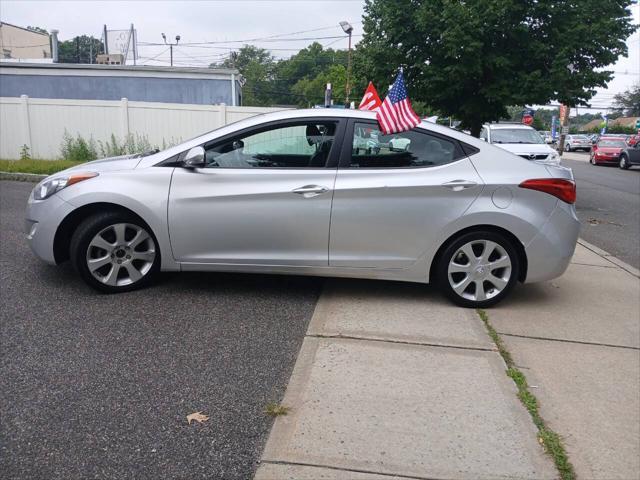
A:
0;159;84;175
264;402;290;417
477;309;575;480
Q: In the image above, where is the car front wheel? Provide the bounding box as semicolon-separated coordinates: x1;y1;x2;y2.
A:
619;154;630;170
565;144;572;152
436;231;519;308
70;211;160;293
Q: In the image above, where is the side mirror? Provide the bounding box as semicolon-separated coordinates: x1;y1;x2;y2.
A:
183;146;206;168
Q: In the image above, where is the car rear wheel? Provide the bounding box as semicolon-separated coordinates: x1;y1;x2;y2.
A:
619;154;630;170
70;211;159;293
436;231;520;308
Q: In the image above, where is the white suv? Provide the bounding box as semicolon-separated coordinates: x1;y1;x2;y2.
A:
480;123;561;165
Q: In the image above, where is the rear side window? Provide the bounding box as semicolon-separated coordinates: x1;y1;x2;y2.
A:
349;122;464;168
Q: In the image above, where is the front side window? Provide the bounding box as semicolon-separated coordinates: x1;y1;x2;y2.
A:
203;122;337;168
350;122;461;168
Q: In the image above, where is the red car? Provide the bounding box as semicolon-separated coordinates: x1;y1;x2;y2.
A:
590;137;628;165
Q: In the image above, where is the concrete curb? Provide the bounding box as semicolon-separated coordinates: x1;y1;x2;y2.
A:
0;172;47;183
578;238;640;278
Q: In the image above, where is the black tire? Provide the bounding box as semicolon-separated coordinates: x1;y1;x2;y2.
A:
436;231;520;308
565;144;571;152
590;155;597;165
70;211;160;293
619;154;630;170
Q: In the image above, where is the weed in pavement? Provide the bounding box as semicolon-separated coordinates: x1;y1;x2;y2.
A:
264;403;290;417
477;309;575;480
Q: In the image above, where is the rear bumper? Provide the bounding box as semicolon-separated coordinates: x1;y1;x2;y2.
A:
524;201;580;283
594;155;619;163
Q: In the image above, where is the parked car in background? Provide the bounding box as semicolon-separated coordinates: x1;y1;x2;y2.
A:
25;108;579;308
619;141;640;170
388;136;411;151
564;134;593;152
480;123;561;165
590;137;628;165
626;134;639;147
540;131;555;144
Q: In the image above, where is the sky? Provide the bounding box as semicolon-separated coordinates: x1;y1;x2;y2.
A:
1;0;638;114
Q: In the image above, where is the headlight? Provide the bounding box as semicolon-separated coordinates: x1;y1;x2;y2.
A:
33;172;98;200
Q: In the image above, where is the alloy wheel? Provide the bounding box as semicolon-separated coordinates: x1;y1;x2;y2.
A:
447;239;512;302
85;223;156;286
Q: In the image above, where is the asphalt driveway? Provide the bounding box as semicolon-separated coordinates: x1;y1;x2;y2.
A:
0;180;321;480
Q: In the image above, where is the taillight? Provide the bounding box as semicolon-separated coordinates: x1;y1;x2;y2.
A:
519;178;576;204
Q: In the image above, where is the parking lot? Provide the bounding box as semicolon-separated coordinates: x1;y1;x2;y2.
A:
0;181;321;480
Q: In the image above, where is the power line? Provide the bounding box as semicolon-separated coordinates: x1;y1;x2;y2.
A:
137;23;360;47
139;47;170;65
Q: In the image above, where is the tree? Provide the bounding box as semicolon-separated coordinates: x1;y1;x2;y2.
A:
612;84;640;116
291;64;347;107
357;0;637;136
58;35;103;64
219;45;276;106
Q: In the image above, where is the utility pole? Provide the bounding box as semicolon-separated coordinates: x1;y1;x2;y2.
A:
339;21;354;105
161;32;180;66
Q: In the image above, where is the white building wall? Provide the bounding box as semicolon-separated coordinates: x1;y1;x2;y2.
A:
0;96;288;159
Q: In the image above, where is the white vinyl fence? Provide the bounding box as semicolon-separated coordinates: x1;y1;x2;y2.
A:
0;96;289;159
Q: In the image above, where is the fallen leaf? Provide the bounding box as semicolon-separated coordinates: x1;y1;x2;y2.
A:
187;411;209;425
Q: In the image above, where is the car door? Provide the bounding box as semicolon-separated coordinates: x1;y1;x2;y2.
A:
168;118;345;266
329;119;483;269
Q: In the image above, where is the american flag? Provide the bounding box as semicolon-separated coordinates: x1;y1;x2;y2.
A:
377;70;421;134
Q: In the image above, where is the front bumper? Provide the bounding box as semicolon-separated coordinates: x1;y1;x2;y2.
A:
26;191;75;264
524;201;580;283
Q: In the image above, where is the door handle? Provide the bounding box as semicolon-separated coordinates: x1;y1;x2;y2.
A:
292;185;329;198
441;180;478;192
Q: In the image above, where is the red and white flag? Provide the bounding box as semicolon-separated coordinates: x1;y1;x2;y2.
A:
358;81;382;111
376;70;421;134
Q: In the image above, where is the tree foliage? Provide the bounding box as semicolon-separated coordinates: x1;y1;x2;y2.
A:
58;35;104;64
220;45;276;106
613;84;640;116
216;42;359;107
357;0;637;136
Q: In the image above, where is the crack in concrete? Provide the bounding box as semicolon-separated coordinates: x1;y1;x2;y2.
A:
497;332;639;351
306;333;497;352
259;459;459;480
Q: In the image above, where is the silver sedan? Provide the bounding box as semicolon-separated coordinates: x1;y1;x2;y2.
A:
26;109;580;307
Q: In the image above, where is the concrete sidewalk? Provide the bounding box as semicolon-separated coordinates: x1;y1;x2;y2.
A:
255;241;640;479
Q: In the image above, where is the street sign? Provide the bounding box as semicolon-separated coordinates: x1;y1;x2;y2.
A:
561;126;569;134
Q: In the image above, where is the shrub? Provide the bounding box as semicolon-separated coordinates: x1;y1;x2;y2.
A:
60;131;98;162
19;144;31;161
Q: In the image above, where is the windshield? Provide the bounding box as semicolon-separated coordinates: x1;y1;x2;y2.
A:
598;140;626;148
491;128;544;144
